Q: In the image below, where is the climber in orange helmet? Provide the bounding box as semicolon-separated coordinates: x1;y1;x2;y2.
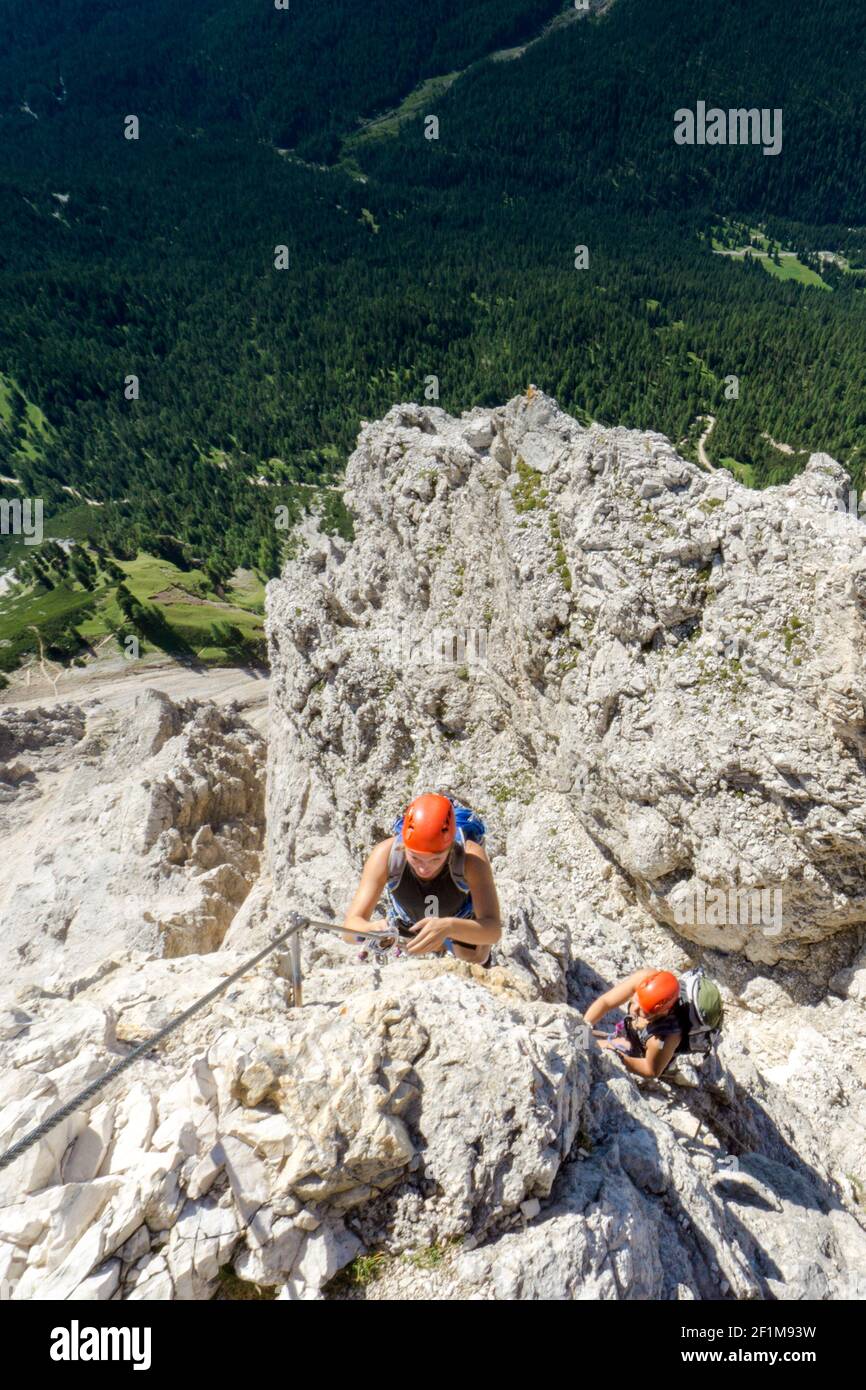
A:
583;969;684;1078
342;792;502;962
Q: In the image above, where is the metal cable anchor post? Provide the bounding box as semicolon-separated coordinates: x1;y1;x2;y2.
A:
284;906;308;1006
289;918;303;1008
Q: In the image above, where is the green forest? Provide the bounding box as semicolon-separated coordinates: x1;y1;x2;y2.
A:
0;0;864;677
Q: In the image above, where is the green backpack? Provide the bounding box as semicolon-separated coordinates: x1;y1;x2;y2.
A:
676;967;724;1054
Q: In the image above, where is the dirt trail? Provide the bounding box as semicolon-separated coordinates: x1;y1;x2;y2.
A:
1;653;270;731
697;414;717;469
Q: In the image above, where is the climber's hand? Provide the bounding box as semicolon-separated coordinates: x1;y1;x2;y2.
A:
405;918;449;955
342;918;390;945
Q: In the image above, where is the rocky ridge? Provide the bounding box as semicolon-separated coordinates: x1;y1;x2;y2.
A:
2;392;866;1300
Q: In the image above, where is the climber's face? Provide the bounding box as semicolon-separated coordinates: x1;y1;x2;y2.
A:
631;993;672;1022
405;847;450;880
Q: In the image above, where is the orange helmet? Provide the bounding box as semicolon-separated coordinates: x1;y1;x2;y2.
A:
636;971;679;1016
402;794;456;853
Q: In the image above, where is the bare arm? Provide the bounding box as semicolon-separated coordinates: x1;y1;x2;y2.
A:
614;1031;681;1078
583;968;657;1026
454;842;502;942
341;840;392;941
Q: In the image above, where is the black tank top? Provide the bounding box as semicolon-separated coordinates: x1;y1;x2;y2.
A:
625;1002;688;1057
389;858;471;933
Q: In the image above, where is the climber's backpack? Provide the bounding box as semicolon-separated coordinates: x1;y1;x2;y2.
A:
386;797;486;919
675;967;724;1055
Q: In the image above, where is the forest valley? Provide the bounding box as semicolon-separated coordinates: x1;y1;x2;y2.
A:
0;0;864;678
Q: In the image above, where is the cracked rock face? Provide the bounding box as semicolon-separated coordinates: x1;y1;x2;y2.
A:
255;390;866;1297
268;392;866;964
3;393;866;1302
450;1061;866;1303
0;957;588;1300
17;940;861;1305
0;688;265;987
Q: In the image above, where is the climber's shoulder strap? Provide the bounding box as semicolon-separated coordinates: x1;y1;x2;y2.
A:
387;833;406;894
673;1000;693;1053
384;834;415;928
447;828;470;893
